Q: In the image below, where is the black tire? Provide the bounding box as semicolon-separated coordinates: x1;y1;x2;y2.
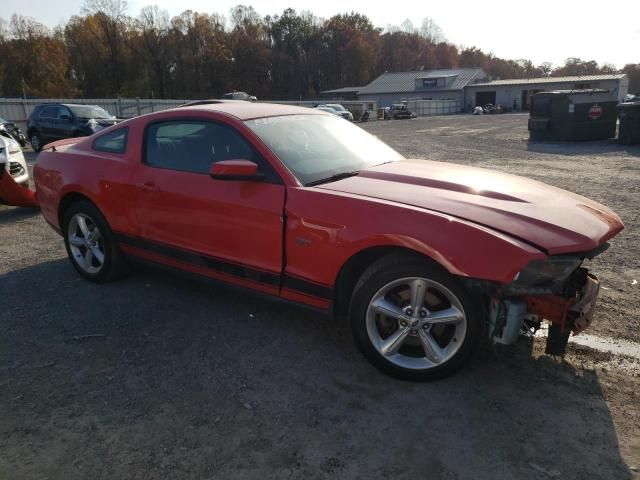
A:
349;253;484;381
30;131;44;152
62;200;128;283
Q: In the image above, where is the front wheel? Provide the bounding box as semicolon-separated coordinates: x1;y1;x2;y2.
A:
30;132;43;152
349;254;483;381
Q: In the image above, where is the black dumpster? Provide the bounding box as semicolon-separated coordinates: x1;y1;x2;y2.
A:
617;101;640;145
528;89;618;141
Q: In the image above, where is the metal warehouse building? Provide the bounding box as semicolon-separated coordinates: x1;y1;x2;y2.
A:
321;68;487;109
465;74;629;112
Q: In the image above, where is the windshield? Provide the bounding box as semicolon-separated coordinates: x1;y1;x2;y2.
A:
68;105;113;119
0;117;7;123
326;104;346;112
245;114;404;185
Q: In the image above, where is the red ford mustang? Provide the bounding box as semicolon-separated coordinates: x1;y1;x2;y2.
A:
34;102;623;380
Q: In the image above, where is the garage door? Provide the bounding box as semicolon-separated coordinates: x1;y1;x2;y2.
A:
475;91;496;107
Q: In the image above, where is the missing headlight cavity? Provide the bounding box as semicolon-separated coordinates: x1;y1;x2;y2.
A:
511;256;582;290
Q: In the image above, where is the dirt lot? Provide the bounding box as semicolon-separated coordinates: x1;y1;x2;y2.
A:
1;114;639;479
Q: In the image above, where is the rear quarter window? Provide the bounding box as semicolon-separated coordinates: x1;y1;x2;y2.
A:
93;127;128;154
39;106;59;119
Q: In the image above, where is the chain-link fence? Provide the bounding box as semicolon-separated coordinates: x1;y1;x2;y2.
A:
405;99;461;116
0;98;188;131
1;98;379;131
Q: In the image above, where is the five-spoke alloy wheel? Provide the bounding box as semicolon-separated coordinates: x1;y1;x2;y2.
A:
67;213;106;274
62;200;128;282
366;277;467;370
350;254;482;380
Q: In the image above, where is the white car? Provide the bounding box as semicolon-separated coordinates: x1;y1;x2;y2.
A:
316;105;342;116
0;125;29;187
323;103;354;121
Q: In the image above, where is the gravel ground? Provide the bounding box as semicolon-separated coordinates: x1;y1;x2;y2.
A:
1;114;639;479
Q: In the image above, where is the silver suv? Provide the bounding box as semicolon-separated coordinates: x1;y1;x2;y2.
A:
222;91;258;102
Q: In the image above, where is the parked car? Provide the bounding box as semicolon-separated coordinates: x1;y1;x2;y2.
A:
27;104;119;152
0;124;29;187
0;116;26;147
323;104;354;121
483;103;504;114
222;91;257;102
34;102;623;381
390;103;413;119
316;105;342;116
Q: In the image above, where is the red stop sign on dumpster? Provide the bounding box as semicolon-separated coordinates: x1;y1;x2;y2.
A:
588;104;603;120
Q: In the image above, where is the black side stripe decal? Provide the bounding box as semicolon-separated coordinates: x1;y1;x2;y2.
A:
114;233;333;301
282;275;333;301
115;233;280;287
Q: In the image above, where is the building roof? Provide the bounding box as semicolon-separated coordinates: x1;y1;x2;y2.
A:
357;68;486;95
468;74;627;88
320;86;364;95
536;89;611;96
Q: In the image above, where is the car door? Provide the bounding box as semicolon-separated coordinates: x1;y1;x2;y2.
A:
38;106;58;141
128;118;286;295
55;106;75;139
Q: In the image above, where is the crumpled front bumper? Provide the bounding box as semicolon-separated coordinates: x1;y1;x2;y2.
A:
567;273;599;334
490;269;601;354
524;272;600;335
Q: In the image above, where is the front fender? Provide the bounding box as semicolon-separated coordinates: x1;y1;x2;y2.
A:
284;187;546;289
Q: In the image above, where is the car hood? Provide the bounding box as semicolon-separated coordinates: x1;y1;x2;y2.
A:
315;159;624;255
78;118;119;126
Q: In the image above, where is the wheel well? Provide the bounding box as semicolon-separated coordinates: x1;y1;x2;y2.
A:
58;192;93;229
332;246;442;320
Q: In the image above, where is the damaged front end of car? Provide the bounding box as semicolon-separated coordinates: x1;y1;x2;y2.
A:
485;244;608;355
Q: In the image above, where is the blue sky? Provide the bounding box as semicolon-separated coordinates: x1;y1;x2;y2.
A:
4;0;639;68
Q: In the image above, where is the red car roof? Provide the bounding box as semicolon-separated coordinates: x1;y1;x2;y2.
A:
176;102;325;120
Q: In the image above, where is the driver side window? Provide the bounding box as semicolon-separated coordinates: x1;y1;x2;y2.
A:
58;106;72;119
144;120;268;176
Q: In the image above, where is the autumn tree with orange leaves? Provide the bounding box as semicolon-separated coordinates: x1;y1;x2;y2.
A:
0;2;632;99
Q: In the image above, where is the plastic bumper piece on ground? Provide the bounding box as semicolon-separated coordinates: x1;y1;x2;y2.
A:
0;170;39;208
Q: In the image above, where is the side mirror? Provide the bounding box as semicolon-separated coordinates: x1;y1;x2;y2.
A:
60;114;71;121
209;160;264;181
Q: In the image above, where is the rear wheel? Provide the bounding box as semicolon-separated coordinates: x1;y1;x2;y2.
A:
62;201;128;282
349;254;483;381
